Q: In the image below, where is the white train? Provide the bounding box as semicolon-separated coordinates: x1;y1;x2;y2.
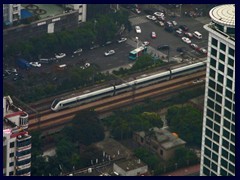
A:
51;61;206;111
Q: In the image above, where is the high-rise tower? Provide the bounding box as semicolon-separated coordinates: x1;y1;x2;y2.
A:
200;4;235;176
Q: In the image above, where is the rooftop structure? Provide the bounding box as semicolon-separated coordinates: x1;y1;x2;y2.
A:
133;127;186;160
113;158;148;176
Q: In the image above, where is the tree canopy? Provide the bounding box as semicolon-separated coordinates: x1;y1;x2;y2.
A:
166;105;203;147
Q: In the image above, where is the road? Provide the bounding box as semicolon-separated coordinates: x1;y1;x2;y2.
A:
161;164;200;176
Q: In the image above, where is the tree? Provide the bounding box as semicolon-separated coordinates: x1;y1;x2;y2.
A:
166;105;203;147
68;110;105;145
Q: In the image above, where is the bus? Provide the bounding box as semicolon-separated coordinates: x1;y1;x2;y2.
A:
129;46;147;60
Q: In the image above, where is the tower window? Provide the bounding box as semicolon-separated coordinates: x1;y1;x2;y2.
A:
212;37;218;47
220;42;226;51
211;48;217;57
228;47;234;57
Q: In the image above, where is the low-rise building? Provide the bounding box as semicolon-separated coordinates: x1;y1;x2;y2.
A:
133;127;186;160
113;158;148;176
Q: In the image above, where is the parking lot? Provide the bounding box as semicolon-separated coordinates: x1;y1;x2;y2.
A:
127;5;210;62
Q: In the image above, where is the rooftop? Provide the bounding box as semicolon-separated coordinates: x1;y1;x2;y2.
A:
209;4;235;27
114;157;147;172
136;127;186;150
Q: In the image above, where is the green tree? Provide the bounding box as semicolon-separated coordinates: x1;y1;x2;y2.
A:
166;105;203;147
69;110;105;145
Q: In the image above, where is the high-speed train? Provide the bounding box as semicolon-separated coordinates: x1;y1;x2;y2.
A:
51;61;206;111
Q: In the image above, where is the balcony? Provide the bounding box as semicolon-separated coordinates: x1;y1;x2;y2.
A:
16;162;31;171
16;154;31;161
17;144;31;151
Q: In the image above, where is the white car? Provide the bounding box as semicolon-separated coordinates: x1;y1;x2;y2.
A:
142;41;150;46
73;48;82;54
55;53;66;59
30;62;41;67
104;50;115;56
85;63;91;68
182;37;191;44
172;20;177;26
135;26;141;33
154;12;164;17
146;15;156;21
117;37;127;43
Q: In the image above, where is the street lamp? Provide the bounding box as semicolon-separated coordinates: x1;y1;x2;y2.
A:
94;19;97;31
136;37;139;48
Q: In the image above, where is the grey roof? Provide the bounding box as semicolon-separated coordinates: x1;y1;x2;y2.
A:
136;127;186;150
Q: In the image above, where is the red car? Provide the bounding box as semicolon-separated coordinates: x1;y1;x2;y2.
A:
190;43;199;50
185;32;193;38
151;31;157;38
199;48;207;55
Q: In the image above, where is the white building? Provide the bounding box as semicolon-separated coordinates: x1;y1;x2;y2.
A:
3;4;21;25
3;96;31;176
200;4;235;176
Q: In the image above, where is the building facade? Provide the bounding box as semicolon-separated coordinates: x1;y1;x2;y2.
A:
200;4;235;176
3;4;21;25
3;96;31;176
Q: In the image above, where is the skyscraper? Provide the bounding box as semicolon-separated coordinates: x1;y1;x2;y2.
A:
200;4;235;176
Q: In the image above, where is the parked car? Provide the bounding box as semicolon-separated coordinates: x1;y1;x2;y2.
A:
165;21;173;27
179;25;189;31
135;26;141;33
199;48;207;54
176;47;187;53
73;48;83;54
146;15;156;21
29;62;41;67
117;37;127;43
90;44;100;50
172;20;177;26
135;8;141;14
175;30;183;37
184;32;193;38
157;45;170;51
55;53;66;59
154;12;164;17
85;63;91;68
182;37;191;44
104;50;115;56
190;43;199;50
151;31;157;38
142;41;150;46
155;20;164;26
157;16;166;22
193;31;202;39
